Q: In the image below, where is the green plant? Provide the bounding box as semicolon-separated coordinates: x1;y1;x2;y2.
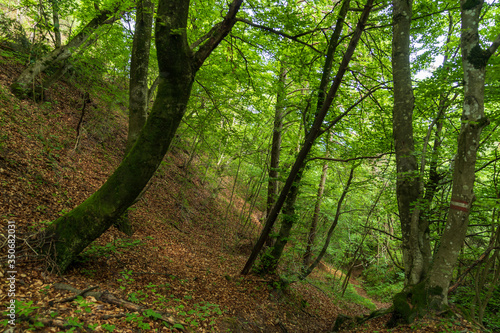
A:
74;296;92;313
128;290;148;303
66;317;84;329
101;323;116;332
125;313;151;330
79;238;145;261
118;270;135;292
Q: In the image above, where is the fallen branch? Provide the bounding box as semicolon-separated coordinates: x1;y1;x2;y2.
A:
51;283;186;329
50;285;99;304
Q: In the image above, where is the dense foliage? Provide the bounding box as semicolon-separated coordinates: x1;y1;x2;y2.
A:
1;0;499;330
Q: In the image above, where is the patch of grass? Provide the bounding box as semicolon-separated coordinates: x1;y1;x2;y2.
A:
362;263;405;303
79;238;145;261
342;284;377;311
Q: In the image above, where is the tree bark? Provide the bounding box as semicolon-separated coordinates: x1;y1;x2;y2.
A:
264;63;287;247
11;8;122;99
426;0;499;309
126;0;154;153
300;166;354;280
303;160;328;268
38;0;244;272
392;0;426;286
50;0;61;48
257;168;304;274
241;0;374;275
266;63;286;219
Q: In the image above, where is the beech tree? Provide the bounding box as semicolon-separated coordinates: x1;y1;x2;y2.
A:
126;0;154;153
11;4;124;98
391;0;500;322
242;0;374;275
39;0;244;272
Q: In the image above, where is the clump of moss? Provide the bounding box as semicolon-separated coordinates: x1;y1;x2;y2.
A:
467;44;490;69
463;0;481;10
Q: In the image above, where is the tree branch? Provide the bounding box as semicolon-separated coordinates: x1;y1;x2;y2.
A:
307;152;393;163
235;18;321;53
193;0;243;71
365;226;402;241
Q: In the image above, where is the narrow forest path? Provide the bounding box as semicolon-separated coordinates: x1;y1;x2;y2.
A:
349;277;391;310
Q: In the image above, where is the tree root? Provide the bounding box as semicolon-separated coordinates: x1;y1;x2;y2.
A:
331;307;392;332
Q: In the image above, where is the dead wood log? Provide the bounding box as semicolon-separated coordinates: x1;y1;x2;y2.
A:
52;282;186;329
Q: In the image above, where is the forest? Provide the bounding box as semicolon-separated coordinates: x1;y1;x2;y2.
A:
1;0;500;331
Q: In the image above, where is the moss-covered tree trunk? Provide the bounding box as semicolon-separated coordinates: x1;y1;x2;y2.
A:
39;0;243;272
11;8;121;99
391;0;427;287
126;0;154;153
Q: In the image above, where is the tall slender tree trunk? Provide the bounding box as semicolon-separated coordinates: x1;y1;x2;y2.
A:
266;63;286;218
248;0;354;275
300;166;354;280
126;0;154;153
426;0;499;309
38;0;244;272
241;0;373;275
303;160;328;268
264;63;286;246
11;8;122;98
392;0;426;286
50;0;61;48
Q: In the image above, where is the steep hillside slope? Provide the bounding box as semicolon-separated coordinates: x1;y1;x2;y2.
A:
0;49;373;332
0;48;479;333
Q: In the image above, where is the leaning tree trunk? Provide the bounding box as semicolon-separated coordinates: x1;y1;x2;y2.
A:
426;0;499;309
256;0;353;273
241;0;373;275
257;168;304;274
126;0;154;153
39;0;244;272
11;8;121;99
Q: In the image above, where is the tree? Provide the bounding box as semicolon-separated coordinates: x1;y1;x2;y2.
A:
391;0;425;287
11;4;124;99
300;166;354;280
39;0;244;272
126;0;154;153
426;0;500;309
303;158;328;268
391;0;500;322
242;0;374;275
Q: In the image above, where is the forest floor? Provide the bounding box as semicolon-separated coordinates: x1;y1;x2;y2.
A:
0;50;481;332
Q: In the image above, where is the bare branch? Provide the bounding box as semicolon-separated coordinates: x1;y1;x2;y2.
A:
307;152;394;163
235;18;321;53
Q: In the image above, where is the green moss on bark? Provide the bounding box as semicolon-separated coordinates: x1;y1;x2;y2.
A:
463;0;481;10
467;44;490;69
